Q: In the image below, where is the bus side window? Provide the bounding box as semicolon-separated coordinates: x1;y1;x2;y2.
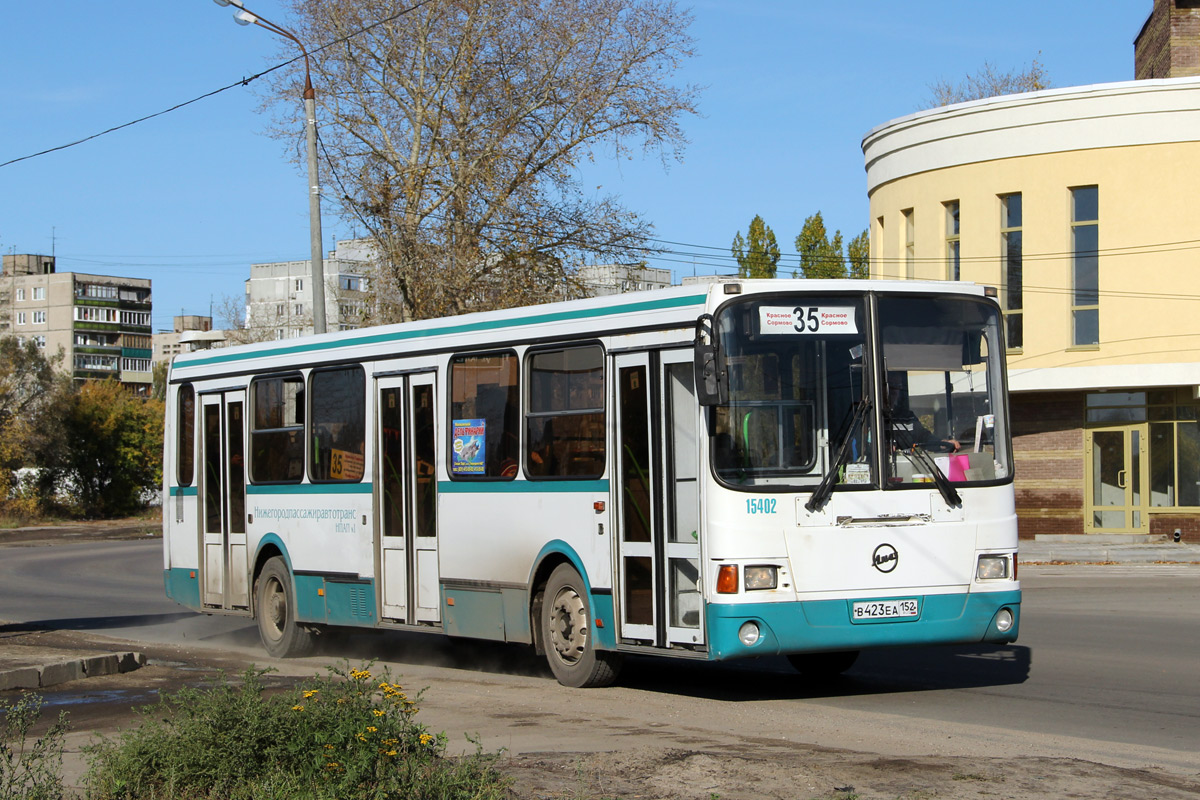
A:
177;384;195;486
525;345;605;479
309;367;365;483
250;374;305;483
450;352;519;479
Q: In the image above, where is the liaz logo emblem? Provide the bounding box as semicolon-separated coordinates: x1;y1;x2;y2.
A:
872;543;899;573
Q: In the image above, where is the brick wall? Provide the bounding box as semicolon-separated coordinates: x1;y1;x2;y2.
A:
1011;392;1084;539
1136;0;1200;79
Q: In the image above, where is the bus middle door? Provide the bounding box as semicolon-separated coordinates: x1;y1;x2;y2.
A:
199;390;249;611
613;349;704;650
376;372;440;625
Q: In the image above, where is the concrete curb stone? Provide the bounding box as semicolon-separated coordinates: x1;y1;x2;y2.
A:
0;651;146;691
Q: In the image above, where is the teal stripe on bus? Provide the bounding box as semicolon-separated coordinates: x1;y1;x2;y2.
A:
177;293;707;369
438;480;609;494
246;483;374;495
169;486;198;497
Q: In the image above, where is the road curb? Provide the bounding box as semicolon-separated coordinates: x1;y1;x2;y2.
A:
0;651;146;691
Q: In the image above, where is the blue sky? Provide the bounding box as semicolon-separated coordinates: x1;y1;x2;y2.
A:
0;1;1149;331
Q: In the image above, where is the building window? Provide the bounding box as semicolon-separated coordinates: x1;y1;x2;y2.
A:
16;313;26;326
74;354;119;371
121;357;152;372
874;216;885;277
525;345;605;479
32;287;45;301
902;208;915;279
294;279;304;292
15;289;25;302
276;303;285;317
449;352;519;479
339;275;361;292
1000;193;1023;350
75;307;119;323
294;303;305;317
32;311;46;325
1071;186;1099;346
944;201;960;281
120;310;151;327
34;336;45;349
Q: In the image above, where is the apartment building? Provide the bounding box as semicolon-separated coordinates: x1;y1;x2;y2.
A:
1;254;152;391
244;239;372;339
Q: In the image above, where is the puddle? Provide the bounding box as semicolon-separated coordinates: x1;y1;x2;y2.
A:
40;688;159;708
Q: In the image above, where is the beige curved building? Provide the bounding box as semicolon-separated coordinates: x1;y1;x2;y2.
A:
863;76;1200;538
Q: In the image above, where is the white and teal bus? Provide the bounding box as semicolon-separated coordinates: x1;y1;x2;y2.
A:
163;278;1020;687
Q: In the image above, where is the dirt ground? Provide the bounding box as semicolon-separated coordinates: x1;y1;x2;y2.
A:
2;631;1193;800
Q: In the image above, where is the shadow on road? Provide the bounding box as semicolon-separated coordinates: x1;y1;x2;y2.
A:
0;613;198;634
305;626;1031;700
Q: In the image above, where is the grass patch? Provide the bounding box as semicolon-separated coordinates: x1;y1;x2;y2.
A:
0;691;70;800
83;663;510;799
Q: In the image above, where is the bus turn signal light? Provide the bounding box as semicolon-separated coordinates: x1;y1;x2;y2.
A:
716;564;739;594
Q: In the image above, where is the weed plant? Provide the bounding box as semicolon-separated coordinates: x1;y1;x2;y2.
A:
0;691;69;800
84;663;510;800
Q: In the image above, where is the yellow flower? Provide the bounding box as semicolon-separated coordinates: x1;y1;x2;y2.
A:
303;690;319;699
386;749;397;756
419;733;434;745
325;762;340;770
324;744;335;750
292;705;304;712
373;709;385;717
366;726;377;733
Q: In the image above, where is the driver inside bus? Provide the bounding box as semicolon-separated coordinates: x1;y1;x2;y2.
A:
886;380;961;454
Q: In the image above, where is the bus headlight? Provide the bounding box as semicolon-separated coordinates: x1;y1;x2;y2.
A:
976;555;1010;580
738;621;760;646
743;565;778;590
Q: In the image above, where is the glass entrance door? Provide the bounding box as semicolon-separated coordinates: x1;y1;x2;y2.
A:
1086;424;1149;533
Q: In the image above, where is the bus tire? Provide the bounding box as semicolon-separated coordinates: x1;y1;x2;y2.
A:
786;650;859;678
255;557;316;659
541;563;622;688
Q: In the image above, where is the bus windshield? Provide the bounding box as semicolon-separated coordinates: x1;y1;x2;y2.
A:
713;296;869;488
710;292;1010;492
880;294;1010;487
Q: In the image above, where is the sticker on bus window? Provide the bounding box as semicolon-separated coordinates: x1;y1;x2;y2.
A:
330;448;365;481
759;306;858;335
452;419;486;475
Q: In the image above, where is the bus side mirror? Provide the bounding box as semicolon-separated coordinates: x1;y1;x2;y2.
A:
694;315;728;407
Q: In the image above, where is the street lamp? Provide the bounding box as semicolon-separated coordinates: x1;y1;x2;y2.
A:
214;0;327;335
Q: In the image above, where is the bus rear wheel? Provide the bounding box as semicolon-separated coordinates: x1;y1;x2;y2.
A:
787;650;859;678
541;564;622;688
255;557;317;658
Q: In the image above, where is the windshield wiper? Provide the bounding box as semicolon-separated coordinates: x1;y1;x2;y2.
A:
883;409;962;509
805;398;871;513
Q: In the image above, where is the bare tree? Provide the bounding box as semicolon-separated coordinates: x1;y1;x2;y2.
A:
923;57;1051;109
268;0;698;321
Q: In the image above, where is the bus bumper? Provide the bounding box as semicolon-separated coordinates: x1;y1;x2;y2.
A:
705;590;1021;661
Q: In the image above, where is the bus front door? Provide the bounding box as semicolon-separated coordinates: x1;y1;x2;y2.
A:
613;350;704;649
199;391;249;611
377;373;441;625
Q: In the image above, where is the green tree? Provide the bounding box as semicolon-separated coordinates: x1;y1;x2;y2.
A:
847;228;870;279
44;381;164;518
731;215;781;278
270;0;699;321
924;57;1051;108
794;212;846;279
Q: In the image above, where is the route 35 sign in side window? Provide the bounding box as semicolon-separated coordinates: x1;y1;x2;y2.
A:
759;306;858;335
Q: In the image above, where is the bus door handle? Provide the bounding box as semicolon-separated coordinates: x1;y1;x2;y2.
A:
1117;469;1126;489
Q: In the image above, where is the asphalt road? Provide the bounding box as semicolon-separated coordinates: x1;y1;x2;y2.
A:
2;539;1198;777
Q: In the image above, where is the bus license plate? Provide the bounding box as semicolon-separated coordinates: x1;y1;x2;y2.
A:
852;599;919;620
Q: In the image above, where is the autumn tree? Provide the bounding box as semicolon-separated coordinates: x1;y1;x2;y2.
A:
269;0;698;321
847;228;869;279
924;57;1051;108
731;215;781;278
794;212;846;279
0;338;67;514
39;381;164;518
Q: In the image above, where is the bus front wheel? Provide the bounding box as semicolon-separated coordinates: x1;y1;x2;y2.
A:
541;564;622;688
255;557;317;658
